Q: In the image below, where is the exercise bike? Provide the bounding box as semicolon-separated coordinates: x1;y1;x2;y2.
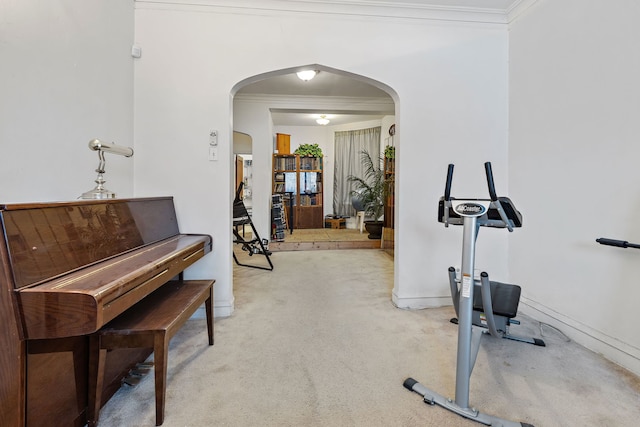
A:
404;162;543;427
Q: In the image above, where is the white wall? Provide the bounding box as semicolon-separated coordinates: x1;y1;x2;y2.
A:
0;0;134;203
133;1;509;318
509;0;640;374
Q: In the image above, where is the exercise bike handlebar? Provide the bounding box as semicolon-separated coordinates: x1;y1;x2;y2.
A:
442;164;455;227
596;238;640;249
440;161;518;231
484;161;513;231
442;162;498;202
444;164;454;201
484;162;498;202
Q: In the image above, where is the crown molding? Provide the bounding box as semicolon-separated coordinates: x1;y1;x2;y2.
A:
235;93;395;112
136;0;517;24
506;0;540;23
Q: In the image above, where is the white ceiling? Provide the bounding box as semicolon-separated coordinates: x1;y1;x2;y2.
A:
236;71;395;126
239;71;391;98
234;0;523;127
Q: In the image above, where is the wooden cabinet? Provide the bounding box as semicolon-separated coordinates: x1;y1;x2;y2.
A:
276;133;290;154
273;154;323;229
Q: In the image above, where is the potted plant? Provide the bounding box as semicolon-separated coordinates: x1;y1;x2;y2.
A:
294;143;323;157
347;150;390;239
384;145;395;159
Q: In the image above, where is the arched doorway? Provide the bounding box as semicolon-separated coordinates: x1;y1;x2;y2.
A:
230;64;399;291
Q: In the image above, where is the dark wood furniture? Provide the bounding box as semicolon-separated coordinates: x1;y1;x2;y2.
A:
273;154;324;229
0;197;213;427
382;157;395;252
276;133;291;154
324;217;346;229
88;279;214;426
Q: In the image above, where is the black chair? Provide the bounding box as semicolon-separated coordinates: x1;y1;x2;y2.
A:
232;183;273;271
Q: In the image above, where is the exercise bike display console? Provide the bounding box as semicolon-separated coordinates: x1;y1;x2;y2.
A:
404;162;543;427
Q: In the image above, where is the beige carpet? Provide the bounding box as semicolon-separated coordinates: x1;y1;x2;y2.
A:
98;249;640;426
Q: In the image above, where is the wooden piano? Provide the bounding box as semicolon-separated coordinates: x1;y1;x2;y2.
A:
0;197;213;427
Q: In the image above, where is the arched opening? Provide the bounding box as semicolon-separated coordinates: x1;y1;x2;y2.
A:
230;64;399;295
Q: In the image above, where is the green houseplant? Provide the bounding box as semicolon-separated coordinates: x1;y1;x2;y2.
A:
347;150;390;239
294;143;323;157
384;145;395;159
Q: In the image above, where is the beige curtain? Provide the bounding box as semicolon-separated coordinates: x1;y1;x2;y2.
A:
333;126;381;216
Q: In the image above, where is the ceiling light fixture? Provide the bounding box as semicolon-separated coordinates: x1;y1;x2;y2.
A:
316;115;330;125
296;70;318;81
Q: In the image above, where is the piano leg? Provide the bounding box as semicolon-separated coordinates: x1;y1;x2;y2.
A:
27;337;89;427
153;333;169;426
206;286;214;346
87;335;107;427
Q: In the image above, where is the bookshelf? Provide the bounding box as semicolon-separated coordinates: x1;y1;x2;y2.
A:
383;157;395;228
271;194;287;241
273;154;323;229
382;157;395;252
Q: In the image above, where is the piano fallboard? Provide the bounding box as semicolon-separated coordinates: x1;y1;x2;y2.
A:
17;234;211;339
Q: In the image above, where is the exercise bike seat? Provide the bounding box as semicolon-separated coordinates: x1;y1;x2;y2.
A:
473;280;521;319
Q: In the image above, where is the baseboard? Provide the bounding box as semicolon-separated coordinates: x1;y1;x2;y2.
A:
214;298;234;317
520;297;640;377
191;298;234;319
392;291;451;309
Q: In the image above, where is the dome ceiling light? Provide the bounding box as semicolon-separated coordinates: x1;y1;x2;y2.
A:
296;70;318;81
316;115;330;125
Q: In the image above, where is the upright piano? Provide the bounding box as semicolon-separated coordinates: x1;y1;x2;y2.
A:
0;197;213;427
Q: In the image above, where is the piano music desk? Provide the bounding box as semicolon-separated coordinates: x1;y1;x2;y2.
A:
88;279;214;426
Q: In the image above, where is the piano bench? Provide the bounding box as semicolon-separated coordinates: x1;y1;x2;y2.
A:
87;279;215;427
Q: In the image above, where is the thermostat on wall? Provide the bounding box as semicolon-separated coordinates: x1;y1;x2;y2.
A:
131;45;142;58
